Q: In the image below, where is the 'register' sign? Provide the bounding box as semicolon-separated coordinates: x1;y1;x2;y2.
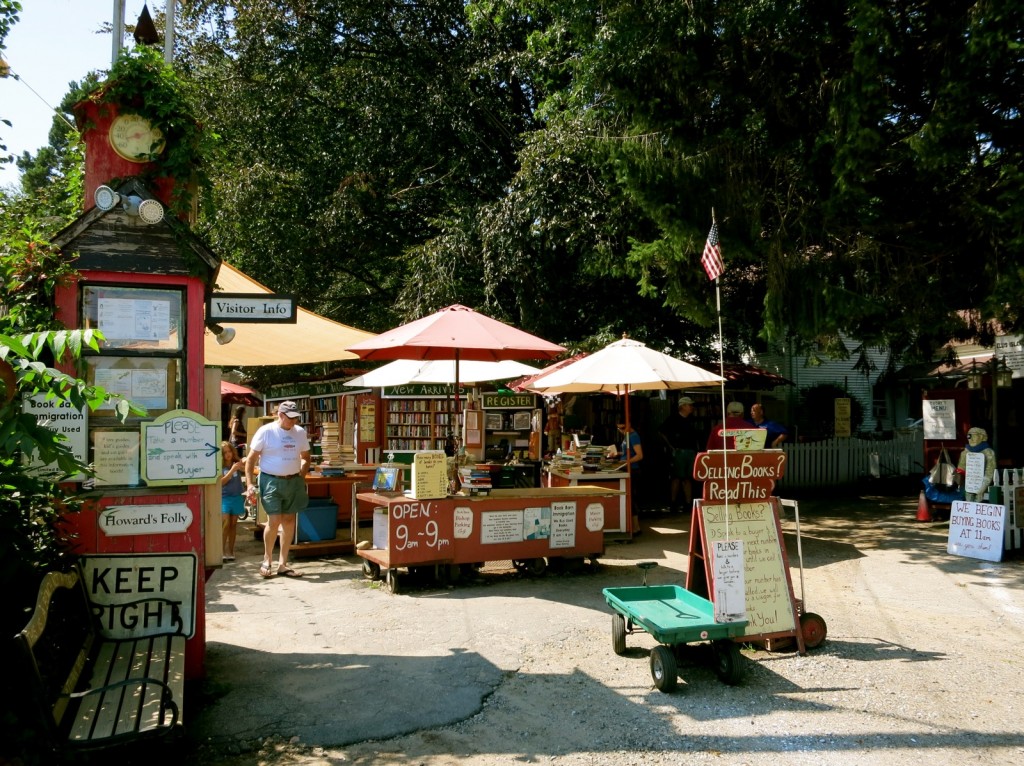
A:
694;450;787;503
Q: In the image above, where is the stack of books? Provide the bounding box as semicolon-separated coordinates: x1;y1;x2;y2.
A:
319;423;350;465
459;465;493;495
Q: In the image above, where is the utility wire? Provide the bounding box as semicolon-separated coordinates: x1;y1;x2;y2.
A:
2;64;79;134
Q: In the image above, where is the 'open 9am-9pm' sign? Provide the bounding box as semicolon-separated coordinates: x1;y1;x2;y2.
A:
141;409;220;486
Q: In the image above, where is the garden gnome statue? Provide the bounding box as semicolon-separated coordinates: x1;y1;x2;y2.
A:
955;427;997;501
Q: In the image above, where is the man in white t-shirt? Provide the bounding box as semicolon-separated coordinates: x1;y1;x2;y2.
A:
245;400;311;578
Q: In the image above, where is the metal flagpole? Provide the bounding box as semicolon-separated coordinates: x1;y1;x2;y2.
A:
711;210;730;542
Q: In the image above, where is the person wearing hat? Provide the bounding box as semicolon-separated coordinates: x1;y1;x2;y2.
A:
659;396;703;513
245;400;311;578
706;401;749;450
955;426;997;501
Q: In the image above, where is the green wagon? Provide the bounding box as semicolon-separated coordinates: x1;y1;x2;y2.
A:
603;569;749;693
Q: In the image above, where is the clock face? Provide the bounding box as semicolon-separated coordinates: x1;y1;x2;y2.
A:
109;113;165;163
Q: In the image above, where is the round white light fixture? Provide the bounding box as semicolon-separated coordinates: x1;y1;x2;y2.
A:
138;198;164;225
94;185;120;211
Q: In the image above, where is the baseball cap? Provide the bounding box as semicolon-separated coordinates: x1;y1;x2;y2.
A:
679;397;695;406
278;400;301;418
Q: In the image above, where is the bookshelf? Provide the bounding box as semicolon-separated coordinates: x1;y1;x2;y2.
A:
383;395;456;454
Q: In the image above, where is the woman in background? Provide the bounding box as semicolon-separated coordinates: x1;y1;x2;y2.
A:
220;441;246;561
228;405;247;456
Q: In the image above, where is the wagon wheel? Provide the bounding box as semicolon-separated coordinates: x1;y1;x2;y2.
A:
649;646;678;693
385;568;400;594
712;640;744;685
612;613;627;655
526;558;548;577
362;560;381;581
435;563;461;584
800;612;828;649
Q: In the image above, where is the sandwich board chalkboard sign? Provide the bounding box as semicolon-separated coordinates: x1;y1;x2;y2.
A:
687;450;805;653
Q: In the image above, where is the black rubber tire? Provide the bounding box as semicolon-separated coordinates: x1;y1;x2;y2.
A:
712;640;744;685
526;558;548;577
385;568;400;594
650;645;678;692
612;613;627;655
362;560;381;581
800;612;828;649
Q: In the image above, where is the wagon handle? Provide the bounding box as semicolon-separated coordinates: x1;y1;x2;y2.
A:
636;561;658;586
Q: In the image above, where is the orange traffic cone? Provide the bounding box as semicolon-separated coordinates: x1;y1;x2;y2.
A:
916;490;932;522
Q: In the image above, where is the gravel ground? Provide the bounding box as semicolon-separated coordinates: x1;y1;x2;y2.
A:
186;491;1024;766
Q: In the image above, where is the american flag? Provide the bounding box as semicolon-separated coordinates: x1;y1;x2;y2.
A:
701;222;724;281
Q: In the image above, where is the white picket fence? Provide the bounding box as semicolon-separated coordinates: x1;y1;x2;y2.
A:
991;470;1024;552
780;432;924;489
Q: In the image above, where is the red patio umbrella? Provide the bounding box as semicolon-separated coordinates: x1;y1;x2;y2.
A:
220;380;263;407
346;304;565;438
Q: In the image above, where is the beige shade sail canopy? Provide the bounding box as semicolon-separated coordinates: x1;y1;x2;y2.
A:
204;263;376;367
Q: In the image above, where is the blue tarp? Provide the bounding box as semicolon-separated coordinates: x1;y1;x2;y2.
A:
922;475;964;504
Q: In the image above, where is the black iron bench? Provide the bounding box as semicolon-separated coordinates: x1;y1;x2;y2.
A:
14;569;186;752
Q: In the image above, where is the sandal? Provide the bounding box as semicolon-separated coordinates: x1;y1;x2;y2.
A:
276;565;304;578
259;562;274;578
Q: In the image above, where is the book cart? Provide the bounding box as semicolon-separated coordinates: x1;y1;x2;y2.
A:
356;482;615;594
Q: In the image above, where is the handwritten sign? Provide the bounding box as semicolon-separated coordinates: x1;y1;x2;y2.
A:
694;450;787;502
698;501;796;637
948;500;1007;562
386;498;454;557
712;540;747;623
411;450;448;499
964;451;986;495
141;409;220;486
80;553;197;639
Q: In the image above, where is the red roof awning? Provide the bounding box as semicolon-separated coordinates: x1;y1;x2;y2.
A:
220;380;262;406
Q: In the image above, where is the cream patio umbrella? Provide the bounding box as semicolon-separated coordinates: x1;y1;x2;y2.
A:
527;337;724;522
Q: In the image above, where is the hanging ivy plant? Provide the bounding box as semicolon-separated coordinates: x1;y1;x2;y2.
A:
83;44;213;216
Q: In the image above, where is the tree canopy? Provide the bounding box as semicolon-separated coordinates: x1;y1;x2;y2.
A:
8;1;1024;371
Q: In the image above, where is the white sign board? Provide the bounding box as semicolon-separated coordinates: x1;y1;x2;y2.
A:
453;506;473;539
142;409;220;485
994;334;1024;378
712;539;747;623
99;503;193;537
24;394;89;481
964;451;986;495
948;501;1007;562
80;553;198;638
549;500;576;549
585;502;605;532
923;399;956;440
